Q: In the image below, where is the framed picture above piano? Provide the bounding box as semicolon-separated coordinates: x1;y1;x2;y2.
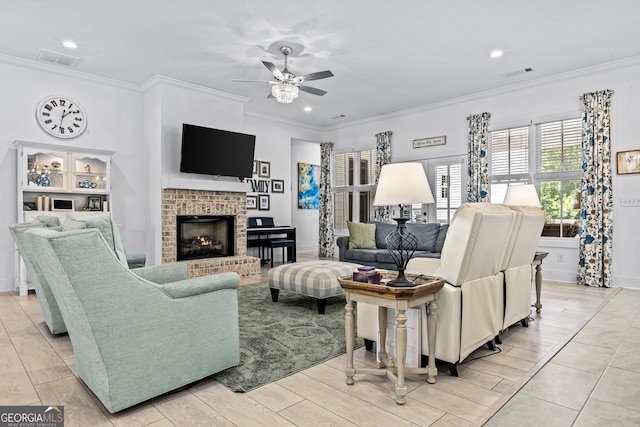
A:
246;195;257;210
272;179;284;193
259;194;270;210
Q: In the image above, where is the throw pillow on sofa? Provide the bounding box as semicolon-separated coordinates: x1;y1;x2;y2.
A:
347;221;377;249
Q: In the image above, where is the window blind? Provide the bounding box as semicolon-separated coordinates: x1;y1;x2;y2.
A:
490;126;529;183
536;118;582;179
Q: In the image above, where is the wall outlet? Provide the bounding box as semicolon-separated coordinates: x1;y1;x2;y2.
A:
557;253;565;263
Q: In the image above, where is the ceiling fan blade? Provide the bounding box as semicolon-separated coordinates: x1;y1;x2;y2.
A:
262;61;284;80
297;70;334;82
299;85;327;96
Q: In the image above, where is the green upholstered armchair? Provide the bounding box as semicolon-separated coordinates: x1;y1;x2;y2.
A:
25;227;240;413
10;213;188;335
10;221;66;334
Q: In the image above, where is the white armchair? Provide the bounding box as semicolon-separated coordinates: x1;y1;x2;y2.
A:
502;205;546;329
357;203;518;375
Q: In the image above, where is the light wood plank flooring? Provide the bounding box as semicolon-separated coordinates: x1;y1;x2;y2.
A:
0;252;629;426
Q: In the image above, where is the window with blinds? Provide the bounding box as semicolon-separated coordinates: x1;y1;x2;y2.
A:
435;163;462;223
487;117;581;237
490;126;530;183
536;118;582;237
536;119;582;176
332;149;377;229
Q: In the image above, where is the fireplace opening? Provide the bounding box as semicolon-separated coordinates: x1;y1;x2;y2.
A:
177;215;235;261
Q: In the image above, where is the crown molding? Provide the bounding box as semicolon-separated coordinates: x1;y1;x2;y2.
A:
326;55;640;131
243;110;324;132
140;75;250;103
0;53;141;92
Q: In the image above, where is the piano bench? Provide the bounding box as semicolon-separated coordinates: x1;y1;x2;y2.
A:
264;239;296;268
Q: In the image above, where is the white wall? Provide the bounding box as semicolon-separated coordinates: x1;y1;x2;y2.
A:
326;58;640;288
0;57;146;292
291;139;322;252
0;59;324;292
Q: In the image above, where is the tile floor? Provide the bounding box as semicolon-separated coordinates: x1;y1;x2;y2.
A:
485;287;640;426
0;252;637;426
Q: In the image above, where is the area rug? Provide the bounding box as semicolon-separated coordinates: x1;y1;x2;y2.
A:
213;282;363;392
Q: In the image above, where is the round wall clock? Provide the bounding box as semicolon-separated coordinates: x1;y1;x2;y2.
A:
36;95;87;139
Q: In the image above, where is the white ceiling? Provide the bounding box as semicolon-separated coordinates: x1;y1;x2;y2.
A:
2;0;640;128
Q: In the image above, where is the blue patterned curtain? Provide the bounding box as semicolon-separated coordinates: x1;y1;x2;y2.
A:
467;112;491;202
374;131;392;221
318;142;334;257
578;90;614;287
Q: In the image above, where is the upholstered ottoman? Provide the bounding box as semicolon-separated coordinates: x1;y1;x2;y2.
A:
269;260;360;314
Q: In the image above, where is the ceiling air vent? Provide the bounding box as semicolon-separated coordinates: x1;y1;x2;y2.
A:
503;67;533;78
35;48;80;67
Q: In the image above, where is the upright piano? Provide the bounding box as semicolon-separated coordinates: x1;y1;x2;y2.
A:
247;217;296;265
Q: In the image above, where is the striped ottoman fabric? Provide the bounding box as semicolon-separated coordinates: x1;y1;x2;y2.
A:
268;260;360;314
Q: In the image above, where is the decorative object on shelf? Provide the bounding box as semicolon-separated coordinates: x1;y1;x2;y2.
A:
246;195;257;210
35;95;87;139
298;162;320;209
87;196;102;211
84;164;91;173
78;180;98;189
272;179;285;193
52;198;74;211
412;135;446;149
259;194;270;210
373;162;435;287
258;161;271;178
616;150;640;174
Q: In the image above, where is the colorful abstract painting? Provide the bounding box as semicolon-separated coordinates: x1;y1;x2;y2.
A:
298;162;320;209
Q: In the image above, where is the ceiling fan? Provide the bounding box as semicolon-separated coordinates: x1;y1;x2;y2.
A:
233;46;334;103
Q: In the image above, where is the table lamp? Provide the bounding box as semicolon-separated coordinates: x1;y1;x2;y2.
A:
503;184;541;207
373;162;435;287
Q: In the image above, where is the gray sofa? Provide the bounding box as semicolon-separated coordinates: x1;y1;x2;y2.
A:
337;221;448;270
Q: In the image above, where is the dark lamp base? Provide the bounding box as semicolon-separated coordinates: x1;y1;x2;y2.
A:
386;273;416;288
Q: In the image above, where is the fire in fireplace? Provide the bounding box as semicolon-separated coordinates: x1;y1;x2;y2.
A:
176;215;235;261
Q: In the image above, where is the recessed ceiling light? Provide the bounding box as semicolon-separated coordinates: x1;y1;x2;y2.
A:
489;50;503;58
304;106;312;112
62;41;78;49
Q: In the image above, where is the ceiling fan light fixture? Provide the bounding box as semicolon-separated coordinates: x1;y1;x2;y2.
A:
272;81;299;103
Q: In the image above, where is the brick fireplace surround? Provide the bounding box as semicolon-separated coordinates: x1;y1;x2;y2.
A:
161;189;260;277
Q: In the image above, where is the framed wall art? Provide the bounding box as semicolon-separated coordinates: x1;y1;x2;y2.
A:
246;195;257;210
412;135;446;149
617;150;640;174
252;160;258;175
259;161;271;178
259;194;270;210
271;179;285;193
298;162;320;209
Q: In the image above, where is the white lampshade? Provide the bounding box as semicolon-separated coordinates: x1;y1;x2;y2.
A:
503;184;541;207
373;162;434;206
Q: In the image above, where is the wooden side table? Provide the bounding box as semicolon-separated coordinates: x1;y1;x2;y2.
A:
532;251;549;313
338;273;444;405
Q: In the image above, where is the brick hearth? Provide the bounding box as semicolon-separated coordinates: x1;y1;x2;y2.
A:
161;189;260;277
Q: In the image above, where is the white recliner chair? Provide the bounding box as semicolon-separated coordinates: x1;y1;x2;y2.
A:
357;203;518;375
501;205;546;330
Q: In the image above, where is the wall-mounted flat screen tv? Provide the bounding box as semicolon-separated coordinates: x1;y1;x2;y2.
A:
180;124;256;178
